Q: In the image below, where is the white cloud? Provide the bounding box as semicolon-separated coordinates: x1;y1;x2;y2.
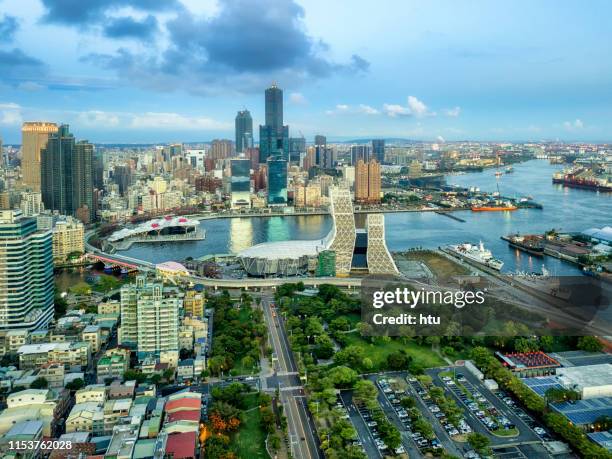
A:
0;103;23;126
383;96;433;118
563;119;584;131
383;103;411;117
130;112;230;130
77;110;120;128
436;135;445;143
443;106;461;117
326;104;379;115
289;92;307;105
407;96;428;117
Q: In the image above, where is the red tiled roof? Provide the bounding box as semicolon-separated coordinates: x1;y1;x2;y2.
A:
164;397;201;413
166;410;200;423
165;431;196;459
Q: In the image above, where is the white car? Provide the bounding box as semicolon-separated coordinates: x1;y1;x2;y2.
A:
395;446;406;454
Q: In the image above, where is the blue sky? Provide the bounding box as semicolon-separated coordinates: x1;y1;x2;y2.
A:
0;0;611;143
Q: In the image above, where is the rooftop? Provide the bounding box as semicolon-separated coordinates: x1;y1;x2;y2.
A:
551;397;612;425
5;420;43;437
498;351;561;370
165;431;197;459
238;237;330;260
557;364;612;389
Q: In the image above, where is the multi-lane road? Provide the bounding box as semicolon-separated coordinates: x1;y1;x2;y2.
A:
261;296;323;459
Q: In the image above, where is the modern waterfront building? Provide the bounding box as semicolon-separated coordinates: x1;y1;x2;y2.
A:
21;122;58;191
372;139;385;163
259;84;289;163
119;276;180;361
366;214;399;274
235;110;253;153
230;158;251;208
52;216;84;262
237;184;397;277
0;210;54;331
267;157;288;206
355;159;382;203
328;186;357;276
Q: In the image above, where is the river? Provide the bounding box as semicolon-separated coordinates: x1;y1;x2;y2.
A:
122;160;610;275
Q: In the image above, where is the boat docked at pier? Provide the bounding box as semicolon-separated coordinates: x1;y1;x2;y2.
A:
501;234;544;256
448;241;504;270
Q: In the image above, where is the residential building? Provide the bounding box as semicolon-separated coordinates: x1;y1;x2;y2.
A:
351;144;370;165
18;342;90;370
19;191;44;216
183;289;205;318
65;402;104;435
51;216;84;261
21;122;58;191
97;354;128;384
372;139;385;163
0;210;54;331
81;325;101;353
119;276;180;360
355;159;381;203
289;136;306;164
209;139;234;160
75;385;106;404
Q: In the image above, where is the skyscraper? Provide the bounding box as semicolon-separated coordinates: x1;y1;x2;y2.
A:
265;84;283;128
259;84;289;163
355;159;381;203
267;156;288;206
230;158;251;208
351;145;371;165
372;139;385;163
41;124;75;216
40;125;94;223
289;136;306;164
328;186;356;276
366;214;399;274
314;135;326;166
21;122;58;191
72;141;94;223
235;110;253;153
119;276;180;361
0;210;54;331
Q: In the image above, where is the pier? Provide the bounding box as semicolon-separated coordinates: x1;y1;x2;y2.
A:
434;210;466;222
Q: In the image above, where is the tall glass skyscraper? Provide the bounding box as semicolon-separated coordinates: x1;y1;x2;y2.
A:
235;110;253;153
289;137;306;164
372;139;385;163
0;210;54;331
259;84;289;163
267;157;288;206
230;158;252;208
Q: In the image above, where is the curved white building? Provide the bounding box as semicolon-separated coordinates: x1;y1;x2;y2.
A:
108;215;203;247
237;185;398;277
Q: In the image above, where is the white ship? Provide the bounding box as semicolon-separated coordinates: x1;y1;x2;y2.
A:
449;241;504;271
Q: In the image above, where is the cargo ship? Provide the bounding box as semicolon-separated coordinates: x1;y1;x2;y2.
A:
552;169;612;192
448;241;504;270
501;234;544;256
471;200;517;212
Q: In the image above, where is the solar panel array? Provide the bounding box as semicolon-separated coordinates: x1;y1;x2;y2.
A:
521;377;563;397
552;397;612;425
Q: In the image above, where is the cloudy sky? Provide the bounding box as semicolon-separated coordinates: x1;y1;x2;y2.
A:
0;0;611;143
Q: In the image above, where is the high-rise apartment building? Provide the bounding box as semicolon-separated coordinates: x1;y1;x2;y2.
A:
267;157;288;206
40;125;94;223
183;289;205;318
210;139;234;160
355;159;381;203
372;139;385;163
72;141;94;223
52;217;85;262
259;84;289;163
119;276;180;360
351;145;371;165
235;110;253;153
21;122;58;191
19;191;44;216
0;210;54;331
314;135;326;167
230;158;251;208
289;137;306;164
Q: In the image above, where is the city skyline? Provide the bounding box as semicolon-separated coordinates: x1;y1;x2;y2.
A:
0;0;611;143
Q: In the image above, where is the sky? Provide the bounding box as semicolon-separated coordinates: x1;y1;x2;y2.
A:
0;0;611;144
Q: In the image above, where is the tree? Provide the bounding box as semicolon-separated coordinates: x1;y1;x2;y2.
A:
386;349;412;370
577;336;603;352
400;397;416;409
30;377;48;389
327;366;358;388
545;387;580;403
123;370;146;383
65;378;85;391
353;380;377;406
467;432;491;455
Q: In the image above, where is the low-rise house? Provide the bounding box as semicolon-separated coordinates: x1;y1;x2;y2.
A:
103;398;133;433
81;325;101;353
65;402;104;435
18;342;90;370
0;388;70;437
6;330;29;353
75;384;106;404
96;354;128;384
177;359;194;382
108;380;136;400
0;420;43;459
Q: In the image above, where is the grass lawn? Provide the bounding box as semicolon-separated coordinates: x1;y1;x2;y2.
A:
342;332;445;370
493;427;519;437
232;394;269;459
401;250;470;280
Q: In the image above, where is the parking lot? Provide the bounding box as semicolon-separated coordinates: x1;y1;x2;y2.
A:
338;391;378;458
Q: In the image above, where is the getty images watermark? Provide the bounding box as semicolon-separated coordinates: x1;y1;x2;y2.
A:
360;275;611;337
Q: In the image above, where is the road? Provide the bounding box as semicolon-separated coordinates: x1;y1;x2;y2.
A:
261;296;323;459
